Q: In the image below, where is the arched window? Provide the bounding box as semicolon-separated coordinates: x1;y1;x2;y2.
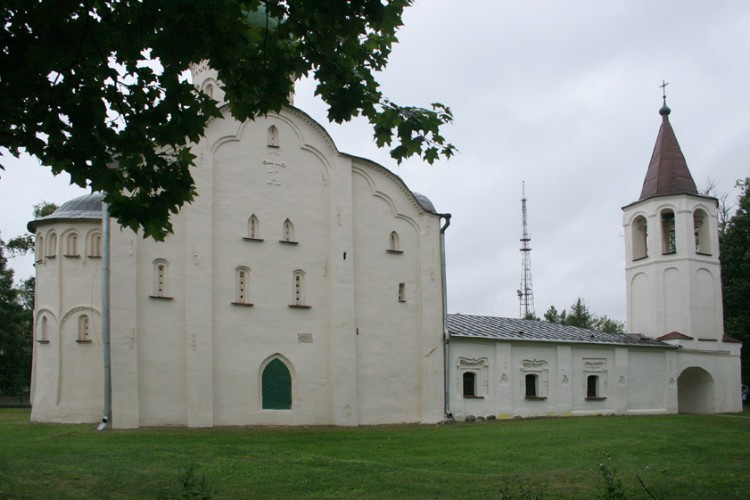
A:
38;316;49;343
47;232;57;258
77;314;90;342
631;215;647;260
234;267;252;305
35;235;44;263
291;270;306;307
65;232;79;257
88;232;102;258
267;125;279;147
204;83;214;98
390;231;399;250
463;372;477;397
248;214;260;240
151;259;171;298
281;218;296;243
525;373;538;398
262;358;292;409
694;209;711;255
387;231;403;254
661;209;676;254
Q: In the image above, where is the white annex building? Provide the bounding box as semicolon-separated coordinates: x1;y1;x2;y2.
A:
27;68;741;427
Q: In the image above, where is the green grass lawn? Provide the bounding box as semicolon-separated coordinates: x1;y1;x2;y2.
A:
1;408;748;499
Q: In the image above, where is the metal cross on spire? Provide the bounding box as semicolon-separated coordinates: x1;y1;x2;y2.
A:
660;79;670;103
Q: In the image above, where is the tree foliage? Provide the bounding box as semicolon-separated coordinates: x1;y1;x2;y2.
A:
720;178;750;382
6;202;58;256
0;237;32;397
1;1;455;240
543;298;625;334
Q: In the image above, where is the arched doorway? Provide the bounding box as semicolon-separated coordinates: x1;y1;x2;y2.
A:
262;358;292;410
677;367;715;414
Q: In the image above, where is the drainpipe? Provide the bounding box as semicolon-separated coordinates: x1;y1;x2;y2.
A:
438;213;452;421
97;198;111;431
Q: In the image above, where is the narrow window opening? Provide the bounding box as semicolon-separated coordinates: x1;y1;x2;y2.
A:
525;374;538;398
47;233;57;258
89;232;102;258
151;259;172;299
38;316;49;343
587;375;599;398
35;235;44;263
632;215;648;260
463;372;477;397
249;215;260;239
288;270;309;308
398;283;406;302
233;267;253;306
280;218;297;244
661;210;676;254
77;314;91;343
267;125;279;148
387;231;403;254
65;233;79;257
693;209;711;255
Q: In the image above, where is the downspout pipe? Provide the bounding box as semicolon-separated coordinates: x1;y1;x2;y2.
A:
97;199;112;431
438;213;453;421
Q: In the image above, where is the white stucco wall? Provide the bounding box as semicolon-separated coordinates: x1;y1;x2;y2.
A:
448;339;677;421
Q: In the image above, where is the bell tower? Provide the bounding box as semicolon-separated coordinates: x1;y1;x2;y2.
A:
622;96;724;341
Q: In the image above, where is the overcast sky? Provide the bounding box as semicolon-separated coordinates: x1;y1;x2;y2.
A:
1;0;749;325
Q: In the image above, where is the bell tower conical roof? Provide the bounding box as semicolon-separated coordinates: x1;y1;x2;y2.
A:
638;100;698;201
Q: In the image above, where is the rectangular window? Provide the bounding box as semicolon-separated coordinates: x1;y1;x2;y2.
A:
525;374;537;398
587;375;598;398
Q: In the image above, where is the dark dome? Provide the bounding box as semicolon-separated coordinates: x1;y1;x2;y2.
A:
27;192;103;232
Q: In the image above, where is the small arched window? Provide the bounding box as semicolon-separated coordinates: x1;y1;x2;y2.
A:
35;235;44;263
660;209;676;254
233;267;252;305
631;215;647;260
204;83;214;98
693;209;711;255
387;231;403;254
47;232;57;258
88;232;102;258
463;372;477;397
281;218;296;243
290;270;308;307
267;125;279;147
262;358;292;409
65;232;79;257
77;314;90;342
151;259;171;299
248;214;260;240
38;316;49;343
586;375;599;398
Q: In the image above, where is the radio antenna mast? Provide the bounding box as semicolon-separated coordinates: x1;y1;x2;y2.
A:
517;182;535;318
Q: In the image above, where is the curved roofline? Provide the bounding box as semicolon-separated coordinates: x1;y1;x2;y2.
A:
27;192;104;232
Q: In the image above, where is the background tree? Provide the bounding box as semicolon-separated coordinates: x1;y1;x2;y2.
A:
542;298;625;333
1;1;454;240
0;237;32;400
6;202;58;255
720;178;750;383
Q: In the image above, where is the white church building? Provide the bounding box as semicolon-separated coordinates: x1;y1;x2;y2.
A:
27;68;741;428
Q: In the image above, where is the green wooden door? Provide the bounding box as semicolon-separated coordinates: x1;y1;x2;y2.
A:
262;359;292;409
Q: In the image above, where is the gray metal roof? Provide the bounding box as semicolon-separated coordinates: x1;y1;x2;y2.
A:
448;314;673;348
412;192;436;213
27;192;103;232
